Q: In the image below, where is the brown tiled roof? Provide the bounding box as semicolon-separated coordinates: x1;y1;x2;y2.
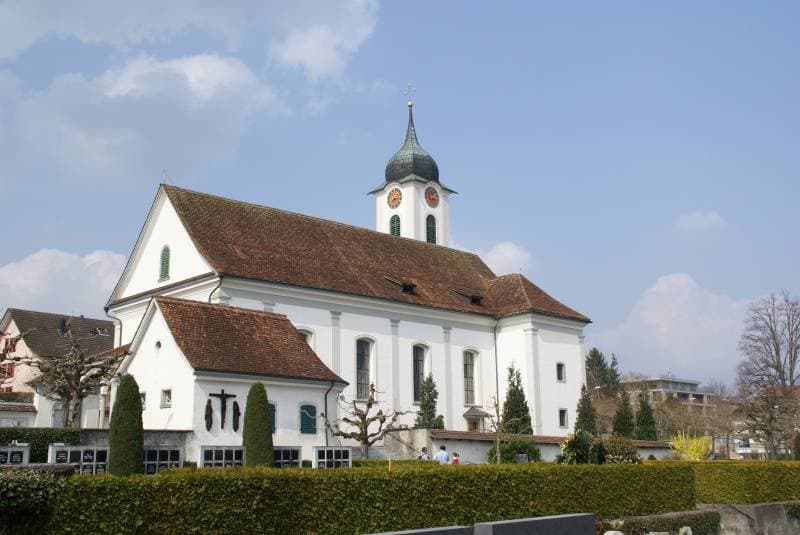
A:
3;309;115;358
154;297;345;383
93;344;131;360
162;186;589;323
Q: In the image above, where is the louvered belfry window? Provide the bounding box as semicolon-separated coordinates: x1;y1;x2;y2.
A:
159;245;170;281
390;215;400;236
426;215;436;244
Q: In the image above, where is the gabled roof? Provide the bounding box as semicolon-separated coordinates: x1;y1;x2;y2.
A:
154;297;345;384
155;186;589;323
1;309;115;358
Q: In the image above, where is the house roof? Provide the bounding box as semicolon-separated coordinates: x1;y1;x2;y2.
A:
154;297;345;384
153;186;589;323
1;309;115;358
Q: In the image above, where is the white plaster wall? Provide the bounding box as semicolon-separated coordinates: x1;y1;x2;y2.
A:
536;323;585;437
126;308;196;431
0;319;40;393
188;376;341;463
115;192;212;302
0;410;35;427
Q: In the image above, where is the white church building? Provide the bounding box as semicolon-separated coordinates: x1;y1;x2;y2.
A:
105;101;591;463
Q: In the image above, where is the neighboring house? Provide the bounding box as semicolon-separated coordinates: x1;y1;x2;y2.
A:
0;308;115;427
103;102;591;462
622;374;717;417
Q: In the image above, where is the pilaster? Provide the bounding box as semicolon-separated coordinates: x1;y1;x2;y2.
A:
524;326;543;434
443;326;453;428
330;311;342;374
391;319;400;409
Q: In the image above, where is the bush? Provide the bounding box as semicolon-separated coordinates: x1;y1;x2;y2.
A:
599;510;721;535
0;428;80;463
0;391;34;403
243;383;273;466
556;430;593;464
487;438;542;464
351;459;438;468
794;434;800;461
693;461;800;504
46;463;696;534
589;437;606;465
0;469;67;534
107;375;144;476
670;431;712;461
604;436;641;464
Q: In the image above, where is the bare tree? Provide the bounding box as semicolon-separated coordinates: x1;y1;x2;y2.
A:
2;320;123;427
322;383;410;459
736;292;800;458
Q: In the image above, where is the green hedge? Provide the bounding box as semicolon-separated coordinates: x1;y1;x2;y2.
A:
47;463;695;534
350;459;438;468
0;469;67;535
0;392;34;403
0;428;80;463
599;510;720;535
692;461;800;504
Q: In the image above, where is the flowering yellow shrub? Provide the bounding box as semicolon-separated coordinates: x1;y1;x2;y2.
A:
669;431;712;461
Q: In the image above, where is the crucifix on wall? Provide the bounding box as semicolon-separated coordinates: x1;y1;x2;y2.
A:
209;389;236;429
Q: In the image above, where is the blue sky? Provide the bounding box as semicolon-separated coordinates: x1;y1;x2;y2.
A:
1;1;798;384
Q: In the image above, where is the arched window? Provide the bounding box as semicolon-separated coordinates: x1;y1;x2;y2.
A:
463;351;476;405
413;345;426;402
159;245;170;281
300;404;316;434
356;339;371;399
268;402;276;434
426;215;436;244
390;215;401;236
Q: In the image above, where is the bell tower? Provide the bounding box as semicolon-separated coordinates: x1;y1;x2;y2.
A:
369;93;455;246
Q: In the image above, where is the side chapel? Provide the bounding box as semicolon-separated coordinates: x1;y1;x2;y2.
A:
106;99;590;462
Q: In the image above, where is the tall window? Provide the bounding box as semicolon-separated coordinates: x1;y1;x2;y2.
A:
159;245;170;281
426;215;436;244
268;403;276;434
463;351;475;405
413;345;426;402
300;404;316;434
556;363;566;382
390;215;401;236
356;339;371;399
559;409;568;428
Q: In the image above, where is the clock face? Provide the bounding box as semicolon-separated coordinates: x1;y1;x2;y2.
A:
387;188;402;209
425;187;439;208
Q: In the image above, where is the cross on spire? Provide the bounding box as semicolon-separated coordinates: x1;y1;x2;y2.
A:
404;83;416;108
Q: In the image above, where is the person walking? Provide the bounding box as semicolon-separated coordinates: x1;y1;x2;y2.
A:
433;445;450;465
451;452;460;465
418;447;429;461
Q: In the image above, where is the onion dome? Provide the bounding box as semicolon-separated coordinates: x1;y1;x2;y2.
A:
384;102;439;183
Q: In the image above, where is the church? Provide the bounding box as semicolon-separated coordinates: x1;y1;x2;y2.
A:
105;100;591;463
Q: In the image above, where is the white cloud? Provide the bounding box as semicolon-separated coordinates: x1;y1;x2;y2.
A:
482;242;534;276
674;210;728;233
0;1;378;81
10;54;281;182
593;273;750;384
0;249;125;318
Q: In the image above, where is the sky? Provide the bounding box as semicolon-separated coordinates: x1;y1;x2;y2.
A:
1;1;798;385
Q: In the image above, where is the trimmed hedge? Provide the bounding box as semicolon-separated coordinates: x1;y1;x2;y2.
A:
0;469;67;535
599;510;720;535
0;428;80;463
350;459;438;468
47;463;696;534
692;461;800;504
0;391;34;403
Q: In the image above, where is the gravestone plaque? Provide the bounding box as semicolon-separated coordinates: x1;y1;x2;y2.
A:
0;443;30;466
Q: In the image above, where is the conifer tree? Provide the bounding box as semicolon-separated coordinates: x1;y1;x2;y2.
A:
607;355;622;394
415;374;444;429
612;390;635;438
575;385;598;436
502;366;533;434
585;347;622;396
634;396;658;441
243;382;273;466
107;374;144;476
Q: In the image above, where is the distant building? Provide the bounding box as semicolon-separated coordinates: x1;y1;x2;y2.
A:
622;374;716;417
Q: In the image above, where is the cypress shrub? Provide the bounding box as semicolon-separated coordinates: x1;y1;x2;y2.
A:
502;366;533;434
575;385;598;435
415;374;444;429
487;437;542;464
612;390;635;438
634;398;657;441
243;383;273;466
107;375;144;476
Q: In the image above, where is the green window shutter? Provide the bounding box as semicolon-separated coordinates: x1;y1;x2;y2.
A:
390;215;400;236
426;215;436;244
159;246;170;281
268;403;276;434
300;404;316;434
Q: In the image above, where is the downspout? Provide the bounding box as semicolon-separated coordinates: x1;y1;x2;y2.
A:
101;305;120;429
324;381;335;446
493;316;501;463
208;275;224;303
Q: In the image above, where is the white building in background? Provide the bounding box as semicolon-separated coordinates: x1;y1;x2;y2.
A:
105;101;591;462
